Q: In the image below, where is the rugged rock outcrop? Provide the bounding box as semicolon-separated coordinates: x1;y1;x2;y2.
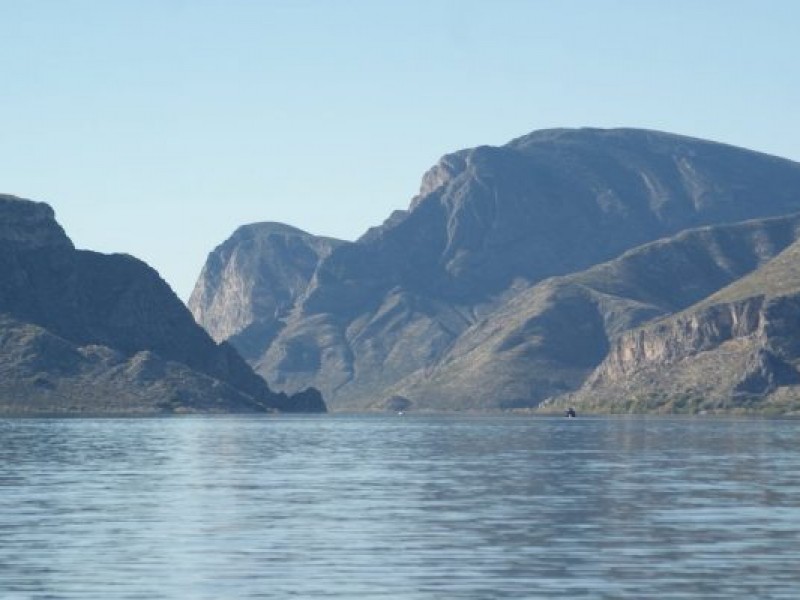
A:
0;195;326;414
190;128;800;410
188;223;344;356
383;213;800;409
563;240;800;414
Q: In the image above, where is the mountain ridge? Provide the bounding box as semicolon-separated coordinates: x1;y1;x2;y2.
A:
560;238;800;415
189;127;800;412
0;195;326;415
380;212;800;410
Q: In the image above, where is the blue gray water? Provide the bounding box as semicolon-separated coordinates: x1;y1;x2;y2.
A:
1;415;799;599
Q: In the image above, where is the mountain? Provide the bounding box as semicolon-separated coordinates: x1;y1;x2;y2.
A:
385;213;800;410
0;195;325;414
563;236;800;415
190;128;800;411
188;222;344;359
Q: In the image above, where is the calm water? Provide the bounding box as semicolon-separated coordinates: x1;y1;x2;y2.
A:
1;415;799;599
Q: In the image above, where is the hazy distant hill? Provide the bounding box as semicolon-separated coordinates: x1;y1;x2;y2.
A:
0;195;325;414
189;222;345;359
190;128;800;411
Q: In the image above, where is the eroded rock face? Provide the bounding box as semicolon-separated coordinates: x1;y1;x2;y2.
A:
188;223;344;357
0;196;326;414
0;195;72;250
588;296;766;386
565;245;800;414
191;128;800;411
381;214;800;410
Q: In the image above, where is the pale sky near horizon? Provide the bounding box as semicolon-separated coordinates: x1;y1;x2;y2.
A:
1;0;799;300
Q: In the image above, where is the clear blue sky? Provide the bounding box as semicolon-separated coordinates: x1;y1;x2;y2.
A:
2;0;799;300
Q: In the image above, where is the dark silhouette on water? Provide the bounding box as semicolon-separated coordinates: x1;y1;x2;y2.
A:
565;407;576;418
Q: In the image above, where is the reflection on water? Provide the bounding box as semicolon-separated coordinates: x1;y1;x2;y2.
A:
1;416;799;598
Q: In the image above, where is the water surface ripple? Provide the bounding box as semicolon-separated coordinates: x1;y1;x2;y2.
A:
1;415;799;599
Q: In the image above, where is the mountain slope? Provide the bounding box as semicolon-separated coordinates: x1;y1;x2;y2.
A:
191;128;800;410
383;213;800;410
188;222;344;355
564;239;800;415
0;195;325;414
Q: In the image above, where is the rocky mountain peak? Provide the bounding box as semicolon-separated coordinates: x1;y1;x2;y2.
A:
0;194;73;251
190;127;800;411
415;151;470;202
0;195;326;414
229;221;310;241
189;221;345;347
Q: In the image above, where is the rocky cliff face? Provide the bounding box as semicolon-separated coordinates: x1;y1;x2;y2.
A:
564;240;800;414
190;128;800;411
382;213;800;410
0;195;71;250
188;223;344;352
0;195;326;414
589;297;766;385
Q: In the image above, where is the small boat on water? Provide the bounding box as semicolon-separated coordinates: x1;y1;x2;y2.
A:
565;407;576;418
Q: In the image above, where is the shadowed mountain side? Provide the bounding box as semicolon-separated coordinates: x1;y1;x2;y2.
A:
0;316;275;414
255;290;482;410
561;240;800;415
381;213;800;410
306;128;800;313
190;128;800;410
0;195;325;414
